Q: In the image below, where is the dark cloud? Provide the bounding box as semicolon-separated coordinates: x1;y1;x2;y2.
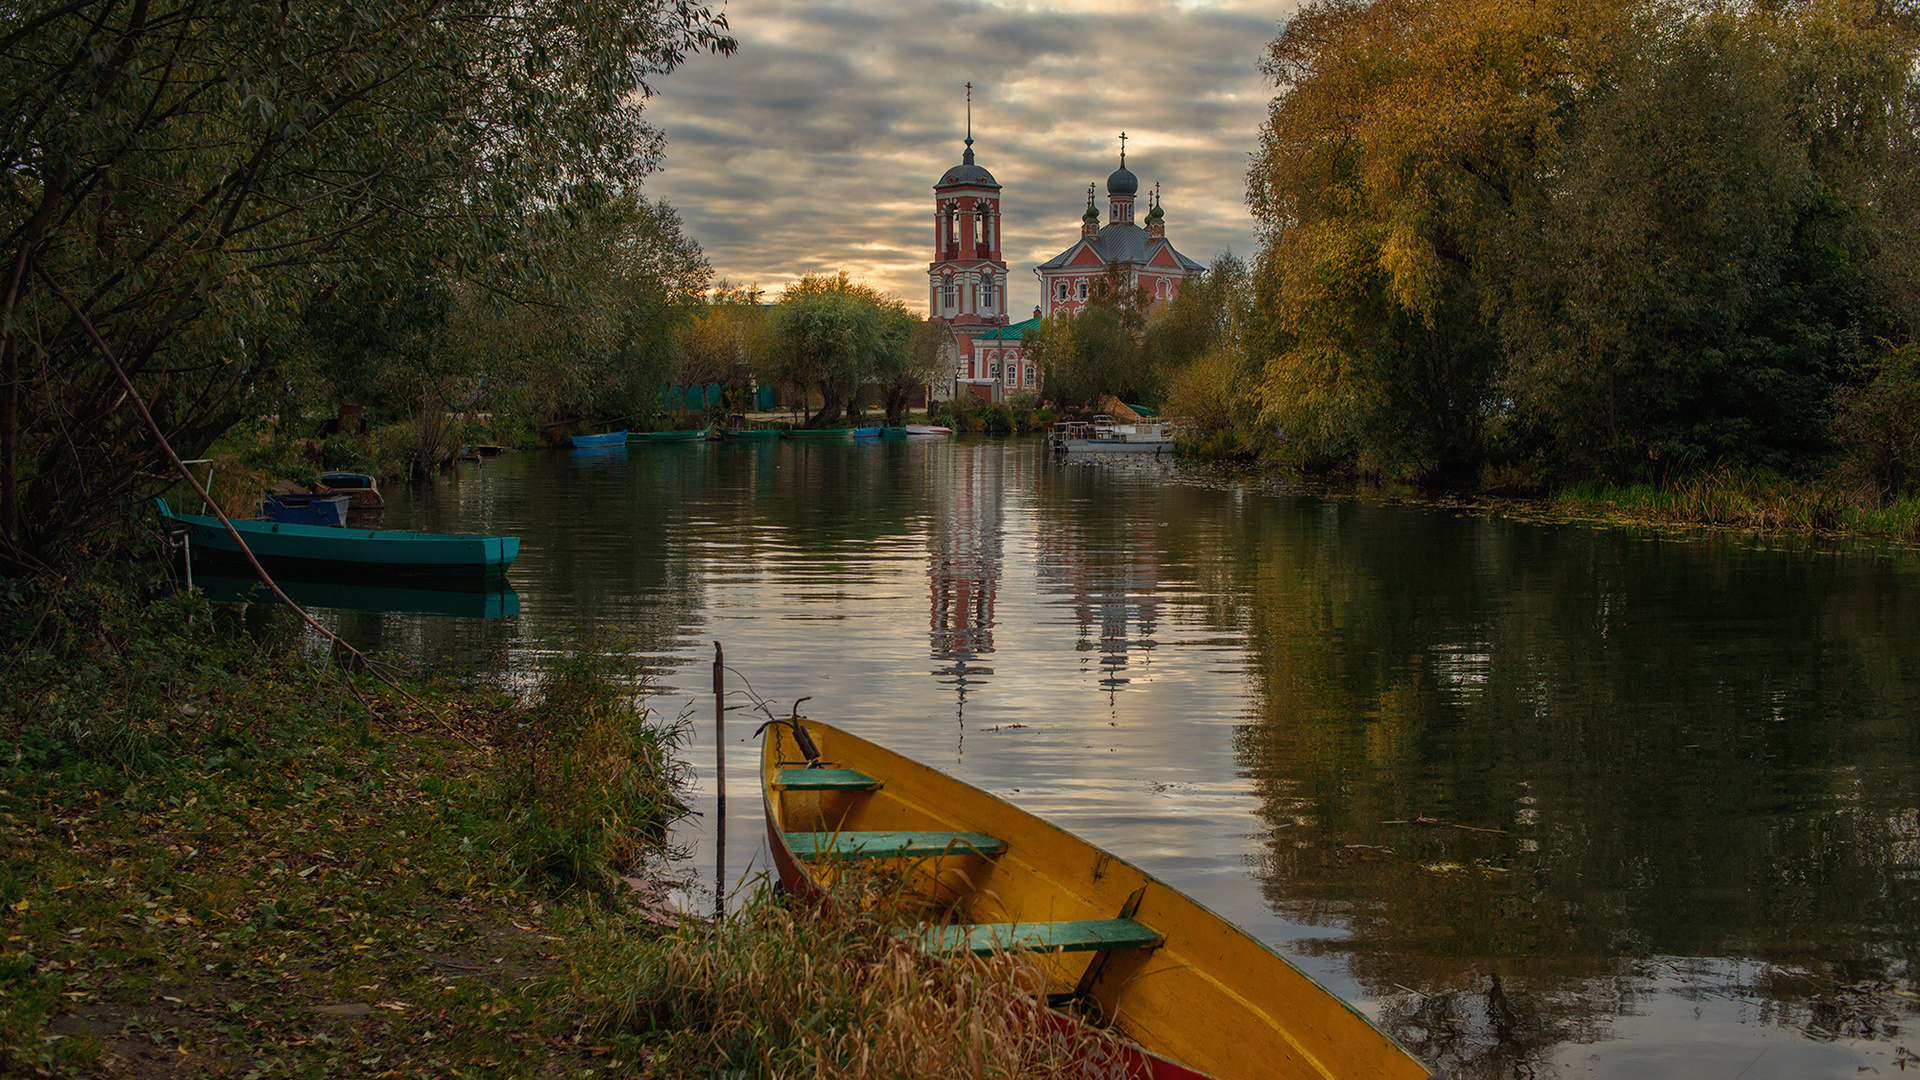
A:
645;0;1283;311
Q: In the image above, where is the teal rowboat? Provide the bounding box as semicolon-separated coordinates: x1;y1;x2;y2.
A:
720;427;781;441
570;430;627;448
779;428;854;441
155;500;519;578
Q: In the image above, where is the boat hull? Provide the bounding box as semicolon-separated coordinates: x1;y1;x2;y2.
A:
761;721;1429;1080
1056;439;1173;454
719;428;781;441
156;500;518;578
263;493;350;526
628;428;711;443
901;424;953;436
779;428;854;440
570;430;628;448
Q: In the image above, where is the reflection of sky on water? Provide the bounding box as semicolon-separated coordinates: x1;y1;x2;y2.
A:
327;439;1920;1080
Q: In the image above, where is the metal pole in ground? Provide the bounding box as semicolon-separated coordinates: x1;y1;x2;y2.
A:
712;641;726;917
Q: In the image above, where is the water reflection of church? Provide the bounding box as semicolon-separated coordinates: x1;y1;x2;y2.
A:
1036;524;1162;696
924;446;1163;708
927;448;1005;713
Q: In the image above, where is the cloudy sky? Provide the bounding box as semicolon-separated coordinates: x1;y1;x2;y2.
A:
642;0;1286;318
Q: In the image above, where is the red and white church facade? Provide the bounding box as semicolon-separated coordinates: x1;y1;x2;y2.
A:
933;136;1206;400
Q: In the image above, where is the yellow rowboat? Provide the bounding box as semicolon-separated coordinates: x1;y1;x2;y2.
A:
759;717;1431;1080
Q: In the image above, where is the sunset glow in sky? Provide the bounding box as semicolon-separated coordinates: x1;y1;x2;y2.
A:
643;0;1283;316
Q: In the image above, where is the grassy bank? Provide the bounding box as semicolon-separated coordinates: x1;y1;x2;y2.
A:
1546;470;1920;544
0;576;1101;1078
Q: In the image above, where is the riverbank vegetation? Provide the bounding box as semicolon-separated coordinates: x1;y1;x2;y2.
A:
0;0;736;578
0;575;1106;1077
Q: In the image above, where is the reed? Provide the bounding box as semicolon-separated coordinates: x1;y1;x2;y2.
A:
580;880;1123;1079
1841;493;1920;543
1553;468;1849;534
490;649;691;898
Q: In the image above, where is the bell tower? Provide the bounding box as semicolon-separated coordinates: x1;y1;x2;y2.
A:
930;84;1009;380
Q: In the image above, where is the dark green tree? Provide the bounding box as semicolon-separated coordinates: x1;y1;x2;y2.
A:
766;274;915;428
1032;260;1158;410
0;0;735;575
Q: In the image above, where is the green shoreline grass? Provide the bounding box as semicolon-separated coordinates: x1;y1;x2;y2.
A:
1;580;1109;1079
1543;471;1920;544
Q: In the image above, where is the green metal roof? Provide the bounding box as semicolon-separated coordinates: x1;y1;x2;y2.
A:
971;317;1043;341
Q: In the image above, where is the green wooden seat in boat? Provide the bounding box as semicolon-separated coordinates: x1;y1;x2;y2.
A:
785;831;1006;860
774;767;882;791
915;918;1166;957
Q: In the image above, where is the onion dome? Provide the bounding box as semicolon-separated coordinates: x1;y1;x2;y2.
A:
1107;161;1138;197
937;140;999;188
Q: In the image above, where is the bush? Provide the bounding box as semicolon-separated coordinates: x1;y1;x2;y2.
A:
491;649;689;898
1831;344;1920;500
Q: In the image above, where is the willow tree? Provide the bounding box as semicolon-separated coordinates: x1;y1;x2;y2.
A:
1250;0;1920;486
1248;0;1625;482
766;274;915;428
0;0;735;576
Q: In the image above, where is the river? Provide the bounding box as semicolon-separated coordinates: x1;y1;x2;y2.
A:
308;435;1920;1080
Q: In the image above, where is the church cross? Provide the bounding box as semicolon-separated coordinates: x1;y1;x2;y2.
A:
1119;131;1127;165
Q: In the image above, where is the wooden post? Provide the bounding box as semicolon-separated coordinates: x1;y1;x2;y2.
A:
712;641;726;915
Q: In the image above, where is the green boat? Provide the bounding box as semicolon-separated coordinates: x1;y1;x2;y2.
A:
155;499;519;578
628;427;711;443
720;427;781;441
779;428;854;441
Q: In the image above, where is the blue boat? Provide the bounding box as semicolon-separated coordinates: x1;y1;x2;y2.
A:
850;426;882;438
570;430;628;448
155;499;519;579
262;493;350;527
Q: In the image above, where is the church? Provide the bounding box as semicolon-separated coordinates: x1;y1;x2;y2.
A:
931;133;1207;401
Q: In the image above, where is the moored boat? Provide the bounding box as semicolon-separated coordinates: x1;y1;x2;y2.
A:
850;426;882;438
719;427;782;441
1050;416;1174;455
901;423;953;436
628;427;711;443
570;430;628;448
759;717;1431;1080
316;471;385;514
779;427;854;441
262;492;350;527
155;499;519;578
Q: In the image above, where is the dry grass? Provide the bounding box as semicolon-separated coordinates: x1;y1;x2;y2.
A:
579;883;1129;1079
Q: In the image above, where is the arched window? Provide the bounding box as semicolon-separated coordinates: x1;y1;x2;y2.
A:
1076;280;1089;301
942;274;956;310
981;274;996;310
1055;280;1069;302
1025;364;1035;385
